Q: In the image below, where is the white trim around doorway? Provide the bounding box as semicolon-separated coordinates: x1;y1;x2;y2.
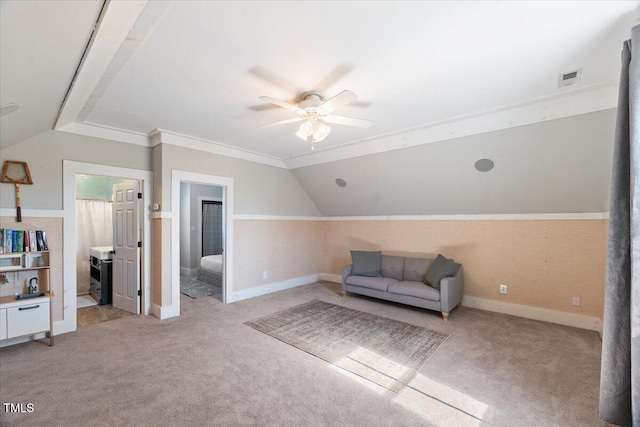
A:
171;171;234;309
62;161;152;335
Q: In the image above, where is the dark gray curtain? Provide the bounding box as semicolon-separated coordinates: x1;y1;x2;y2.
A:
202;201;223;256
599;25;639;426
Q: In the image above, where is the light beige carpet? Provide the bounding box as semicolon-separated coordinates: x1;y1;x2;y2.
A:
246;299;448;392
0;281;605;426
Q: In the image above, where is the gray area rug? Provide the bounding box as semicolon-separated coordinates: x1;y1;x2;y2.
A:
180;276;222;300
245;299;449;392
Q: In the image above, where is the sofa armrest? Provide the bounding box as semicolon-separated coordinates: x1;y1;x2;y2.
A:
342;264;352;291
440;266;464;313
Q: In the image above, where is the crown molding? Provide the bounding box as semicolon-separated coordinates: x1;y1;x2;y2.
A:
283;81;618;169
152;129;287;168
59;122;151;146
58;81;617;171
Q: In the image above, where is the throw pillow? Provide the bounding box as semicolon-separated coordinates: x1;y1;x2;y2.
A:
425;254;461;290
350;250;382;277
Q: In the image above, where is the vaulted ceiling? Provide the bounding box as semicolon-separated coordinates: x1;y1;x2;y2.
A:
1;1;637;169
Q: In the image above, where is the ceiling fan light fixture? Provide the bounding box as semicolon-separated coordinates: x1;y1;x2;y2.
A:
259;89;367;149
299;120;314;137
296;119;331;143
314;121;331;140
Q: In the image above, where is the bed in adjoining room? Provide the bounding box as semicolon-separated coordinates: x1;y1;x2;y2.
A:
198;254;223;287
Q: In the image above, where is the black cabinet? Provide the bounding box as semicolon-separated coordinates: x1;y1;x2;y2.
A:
89;256;112;305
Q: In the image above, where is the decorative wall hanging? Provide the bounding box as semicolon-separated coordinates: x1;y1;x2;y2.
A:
1;160;33;222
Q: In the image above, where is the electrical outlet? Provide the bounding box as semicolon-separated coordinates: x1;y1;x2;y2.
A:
263;271;268;279
499;284;507;294
572;296;580;306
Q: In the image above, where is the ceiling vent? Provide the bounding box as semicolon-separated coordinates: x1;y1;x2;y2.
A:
558;69;582;88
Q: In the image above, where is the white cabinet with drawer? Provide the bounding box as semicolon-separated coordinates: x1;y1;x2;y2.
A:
7;300;50;338
0;295;53;346
0;248;54;347
0;308;6;340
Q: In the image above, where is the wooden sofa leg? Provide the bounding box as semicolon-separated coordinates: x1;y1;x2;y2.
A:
341;291;346;297
442;312;449;322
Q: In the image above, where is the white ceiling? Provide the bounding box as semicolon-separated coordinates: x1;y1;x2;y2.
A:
0;0;102;149
1;1;638;166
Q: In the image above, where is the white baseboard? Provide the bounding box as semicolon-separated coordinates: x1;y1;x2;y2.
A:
180;267;198;277
151;303;179;320
229;274;322;303
462;296;602;333
320;272;602;333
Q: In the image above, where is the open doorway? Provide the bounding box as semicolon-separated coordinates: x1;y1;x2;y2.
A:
61;160;152;335
171;170;233;312
179;182;224;301
75;174;142;327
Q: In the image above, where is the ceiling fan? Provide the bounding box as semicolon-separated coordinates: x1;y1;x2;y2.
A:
258;90;371;149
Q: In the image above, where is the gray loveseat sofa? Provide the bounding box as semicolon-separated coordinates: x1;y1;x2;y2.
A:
342;254;463;321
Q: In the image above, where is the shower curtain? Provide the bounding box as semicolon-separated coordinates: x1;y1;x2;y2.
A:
76;200;113;295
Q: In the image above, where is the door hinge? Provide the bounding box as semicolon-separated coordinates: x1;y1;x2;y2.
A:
137;192;142;199
137;290;141;296
137;241;142;248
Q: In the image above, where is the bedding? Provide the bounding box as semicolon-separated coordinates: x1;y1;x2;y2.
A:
200;254;223;273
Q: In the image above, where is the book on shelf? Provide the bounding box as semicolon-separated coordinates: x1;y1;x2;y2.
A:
23;230;30;252
29;230;37;251
35;231;46;251
0;229;49;253
16;231;24;252
4;229;12;253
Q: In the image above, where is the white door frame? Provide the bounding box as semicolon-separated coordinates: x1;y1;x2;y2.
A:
171;171;233;306
62;160;152;335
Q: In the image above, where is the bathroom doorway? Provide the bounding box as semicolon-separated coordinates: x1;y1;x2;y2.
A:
75;173;140;327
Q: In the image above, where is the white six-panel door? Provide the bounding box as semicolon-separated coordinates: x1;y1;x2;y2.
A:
112;182;141;314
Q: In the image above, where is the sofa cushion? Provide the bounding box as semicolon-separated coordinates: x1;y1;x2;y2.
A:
350;250;381;277
403;258;432;282
388;281;440;301
345;276;398;292
425;254;461;290
381;255;404;281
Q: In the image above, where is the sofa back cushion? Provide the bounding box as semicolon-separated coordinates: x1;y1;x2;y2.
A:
350;250;382;277
381;255;404;281
425;254;461;290
403;258;432;282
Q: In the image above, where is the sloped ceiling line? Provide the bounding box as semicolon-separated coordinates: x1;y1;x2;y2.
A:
55;0;169;129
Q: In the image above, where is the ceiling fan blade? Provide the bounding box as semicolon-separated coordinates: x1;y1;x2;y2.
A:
324;115;372;129
248;103;280;112
249;66;300;94
259;96;302;113
313;63;352;92
258;117;303;129
318;90;358;113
